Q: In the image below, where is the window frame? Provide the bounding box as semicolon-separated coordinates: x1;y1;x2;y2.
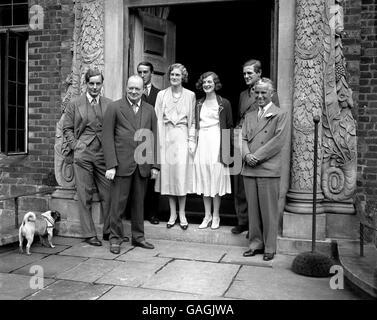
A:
0;29;28;155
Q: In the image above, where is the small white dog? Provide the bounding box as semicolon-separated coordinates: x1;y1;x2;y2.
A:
19;210;61;255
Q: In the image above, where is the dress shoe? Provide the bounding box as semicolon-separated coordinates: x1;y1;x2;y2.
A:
243;248;264;257
211;217;220;230
149;216;160;225
231;224;248;234
85;236;102;247
167;216;177;228
180;223;188;230
132;240;155;249
110;243;120;254
102;233;110;241
123;236;130;242
198;217;212;229
263;253;275;261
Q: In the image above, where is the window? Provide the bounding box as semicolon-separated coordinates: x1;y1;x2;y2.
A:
0;0;29;28
0;30;28;154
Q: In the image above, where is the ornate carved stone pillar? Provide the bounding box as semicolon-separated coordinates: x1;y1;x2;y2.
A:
284;0;357;240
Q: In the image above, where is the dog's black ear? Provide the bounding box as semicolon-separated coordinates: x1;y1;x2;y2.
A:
51;210;61;221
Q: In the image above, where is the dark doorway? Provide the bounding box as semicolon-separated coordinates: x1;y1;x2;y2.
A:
157;0;275;225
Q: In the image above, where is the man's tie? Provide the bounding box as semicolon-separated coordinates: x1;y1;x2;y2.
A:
143;86;149;97
91;99;102;120
258;107;264;120
132;103;138;114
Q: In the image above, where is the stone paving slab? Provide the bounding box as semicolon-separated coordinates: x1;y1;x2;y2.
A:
26;279;112;300
225;265;360;300
221;246;295;269
24;243;70;255
0;273;55;300
51;236;85;246
142;260;240;296
56;258;124;283
100;286;232;300
96;258;171;287
58;241;133;260
13;255;87;278
156;241;230;262
0;252;48;273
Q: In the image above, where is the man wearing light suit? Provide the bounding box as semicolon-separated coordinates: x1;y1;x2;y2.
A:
241;78;288;261
103;75;159;254
63;68;112;246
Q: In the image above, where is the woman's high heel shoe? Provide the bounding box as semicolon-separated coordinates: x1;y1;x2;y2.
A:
198;217;212;229
167;216;177;228
179;216;189;230
211;217;220;230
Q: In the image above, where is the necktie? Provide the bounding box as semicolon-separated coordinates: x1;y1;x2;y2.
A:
258;107;264;120
133;103;138;114
143;86;149;97
91;98;102;120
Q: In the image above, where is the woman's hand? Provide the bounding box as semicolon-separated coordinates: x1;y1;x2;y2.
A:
105;168;116;180
151;168;159;180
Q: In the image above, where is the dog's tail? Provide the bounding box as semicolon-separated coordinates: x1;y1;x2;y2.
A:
22;212;36;225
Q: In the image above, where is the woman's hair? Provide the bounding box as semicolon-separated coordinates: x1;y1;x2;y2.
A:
195;71;222;91
168;63;188;83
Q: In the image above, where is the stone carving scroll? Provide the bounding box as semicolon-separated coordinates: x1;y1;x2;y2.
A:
321;0;357;202
54;0;105;187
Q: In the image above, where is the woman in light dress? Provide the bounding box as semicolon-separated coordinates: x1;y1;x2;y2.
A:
155;63;196;230
193;71;233;230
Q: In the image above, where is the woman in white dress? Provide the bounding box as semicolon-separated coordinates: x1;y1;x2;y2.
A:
193;72;233;229
155;63;196;230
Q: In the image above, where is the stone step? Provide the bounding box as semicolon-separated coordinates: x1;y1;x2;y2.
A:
56;218;335;256
337;240;377;299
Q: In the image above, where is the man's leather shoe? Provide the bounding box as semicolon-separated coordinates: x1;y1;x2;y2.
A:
85;236;102;246
123;236;130;242
132;240;155;249
263;253;275;261
243;248;264;257
102;233;110;241
149;216;160;224
110;244;120;254
231;225;248;234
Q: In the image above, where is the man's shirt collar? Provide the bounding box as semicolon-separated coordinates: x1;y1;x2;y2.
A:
86;92;99;104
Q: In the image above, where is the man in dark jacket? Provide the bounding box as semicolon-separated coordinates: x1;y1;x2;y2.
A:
137;61;161;225
103;75;159;254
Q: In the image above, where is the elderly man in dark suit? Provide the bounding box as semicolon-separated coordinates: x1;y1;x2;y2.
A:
137;61;161;225
241;78;288;261
103;75;159;254
63;68;112;246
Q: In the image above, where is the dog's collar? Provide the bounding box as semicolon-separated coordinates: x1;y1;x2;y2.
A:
41;214;55;228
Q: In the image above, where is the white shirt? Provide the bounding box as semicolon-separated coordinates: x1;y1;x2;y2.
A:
127;98;141;113
86;92;99;105
258;101;273;118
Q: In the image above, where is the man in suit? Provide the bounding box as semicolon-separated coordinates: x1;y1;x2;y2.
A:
137;61;161;225
103;75;159;254
232;59;280;236
241;78;288;261
63;68;112;246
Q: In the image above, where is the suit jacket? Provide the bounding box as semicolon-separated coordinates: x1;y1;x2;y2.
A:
102;98;159;178
241;103;288;177
142;85;160;107
62;95;112;150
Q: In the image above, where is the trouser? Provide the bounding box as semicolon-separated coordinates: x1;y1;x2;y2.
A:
109;168;148;245
144;178;160;219
73;138;110;238
233;174;248;226
243;176;280;254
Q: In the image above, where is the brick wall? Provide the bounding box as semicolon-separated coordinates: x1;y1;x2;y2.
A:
353;0;377;237
0;0;74;226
